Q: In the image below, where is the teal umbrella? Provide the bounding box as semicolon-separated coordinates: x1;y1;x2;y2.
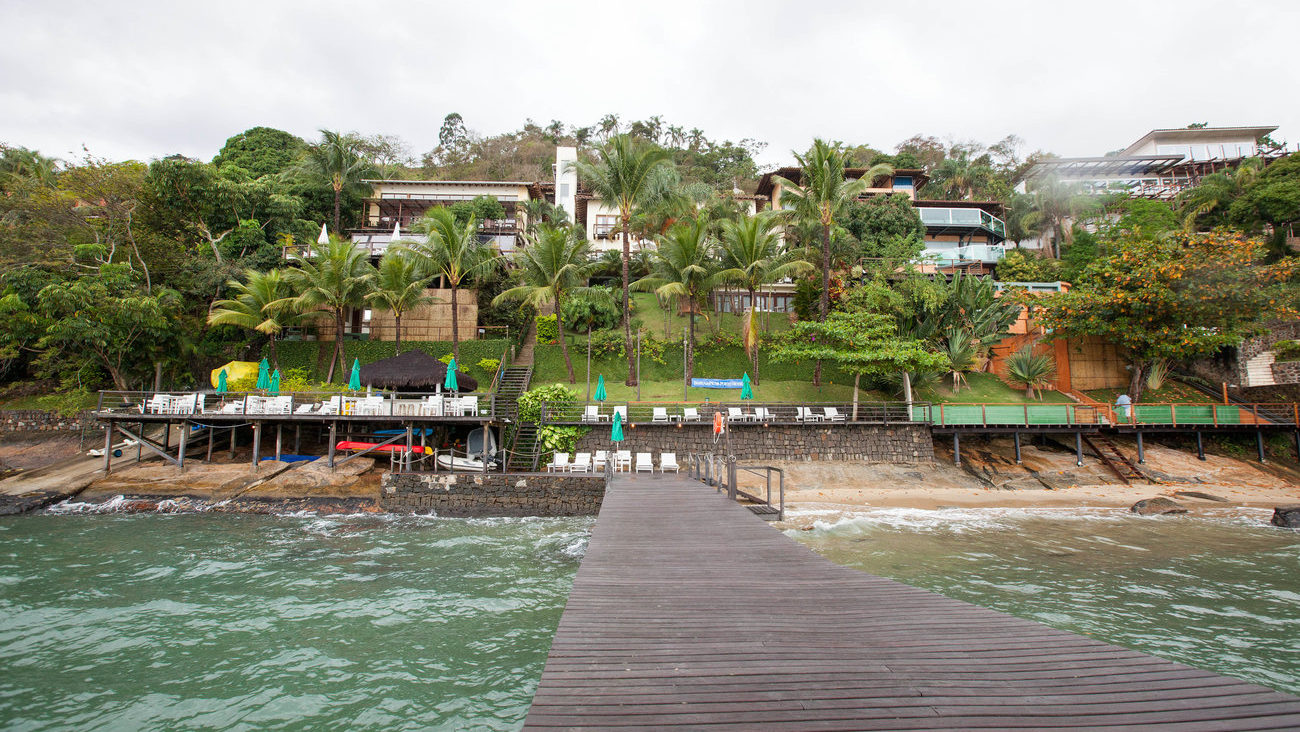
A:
216;369;228;394
740;372;754;400
348;358;361;391
444;357;459;392
269;369;281;395
593;375;607;402
256;358;270;390
610;409;624;442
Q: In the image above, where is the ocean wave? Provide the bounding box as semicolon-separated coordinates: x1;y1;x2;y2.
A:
789;506;1135;536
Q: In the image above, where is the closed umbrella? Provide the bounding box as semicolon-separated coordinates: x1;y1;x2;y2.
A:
444;357;459;392
740;372;754;400
593;374;607;402
216;369;228;394
269;369;281;395
348;358;361;391
256;358;270;390
610;409;624;442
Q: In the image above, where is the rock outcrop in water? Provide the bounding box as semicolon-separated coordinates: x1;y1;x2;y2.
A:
1271;505;1300;528
1131;497;1188;515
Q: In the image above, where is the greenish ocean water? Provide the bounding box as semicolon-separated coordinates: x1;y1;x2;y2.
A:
788;505;1300;695
0;511;591;731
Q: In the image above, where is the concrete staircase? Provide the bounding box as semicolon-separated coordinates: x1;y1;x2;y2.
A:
493;366;539;471
1244;351;1277;387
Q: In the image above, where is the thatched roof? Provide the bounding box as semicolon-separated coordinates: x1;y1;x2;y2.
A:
358;350;479;392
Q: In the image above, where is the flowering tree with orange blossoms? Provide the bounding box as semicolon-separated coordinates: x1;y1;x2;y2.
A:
1033;231;1298;402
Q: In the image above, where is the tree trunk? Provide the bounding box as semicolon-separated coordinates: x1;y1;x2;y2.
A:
269;335;279;371
108;365;130;391
749;287;760;385
902;370;913;407
332;185;342;234
687;306;696;380
556;293;575;383
622;220;636;386
393;313;402;355
1128;360;1149;403
815;221;830;386
852;372;860;421
450;286;461;364
586;325;593;399
327;310;344;383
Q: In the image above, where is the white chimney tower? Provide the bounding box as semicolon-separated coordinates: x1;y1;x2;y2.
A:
554;146;577;224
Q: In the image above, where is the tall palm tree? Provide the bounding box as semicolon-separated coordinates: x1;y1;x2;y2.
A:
1176;158;1261;232
208;268;301;370
634;218;721;380
406;207;497;364
772;140;892;323
568;134;675;386
281;238;376;382
931;151;993;200
717;211;812;383
493;225;601;383
366;250;434;355
303;130;374;233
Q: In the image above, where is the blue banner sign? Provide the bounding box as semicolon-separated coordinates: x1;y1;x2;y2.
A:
691;378;744;389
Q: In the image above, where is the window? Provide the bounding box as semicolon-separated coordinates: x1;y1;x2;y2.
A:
594;215;618;238
893;176;913;188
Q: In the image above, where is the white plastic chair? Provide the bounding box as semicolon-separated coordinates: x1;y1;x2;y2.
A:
683;407;701;422
660;452;679;473
824;406;846;422
615;450;632;472
594;450;609;470
570;452;592;473
460;395;479;416
583;405;601;422
652;407;669;422
613;405;628;423
547;452;570;472
754;407;771;421
635;452;654;473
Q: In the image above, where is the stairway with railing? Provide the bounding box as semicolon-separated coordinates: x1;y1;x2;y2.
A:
493;365;539;471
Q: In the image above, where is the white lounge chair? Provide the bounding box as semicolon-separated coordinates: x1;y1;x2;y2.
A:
796;406;821;422
570;452;592;473
615;450;632;472
635;452;654;473
683;407;701;422
318;396;343;415
146;394;173;414
613;405;628;423
660;452;679;473
594;450;609;470
652;407;669;422
754;407;771;422
823;406;846;422
295;402;316;414
582;405;601;422
546;452;570;472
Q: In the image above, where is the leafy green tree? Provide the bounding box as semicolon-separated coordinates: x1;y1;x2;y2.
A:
366;251;434;355
208;269;301;369
493;225;599;383
1176;159;1262;232
717;211;812;383
772;140;892;328
929;149;993;200
0;145;59;190
1229;154;1300;242
212;127;306;178
281;238;376;382
302;130;375;233
405;207;498;364
568;134;675;386
772;310;945;417
840;193;925;265
996;249;1063;283
1035;231;1298;401
634;218;721;380
450;195;506;226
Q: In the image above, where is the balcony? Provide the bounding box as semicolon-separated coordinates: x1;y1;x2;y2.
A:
917;207;1007;240
920;243;1006;267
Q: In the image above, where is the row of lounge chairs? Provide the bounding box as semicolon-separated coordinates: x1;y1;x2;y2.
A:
546;451;680;474
137;393;481;417
576;405;850;423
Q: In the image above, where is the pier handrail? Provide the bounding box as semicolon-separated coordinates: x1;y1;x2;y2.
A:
687;451;784;521
540;400;923;425
94;390;497;420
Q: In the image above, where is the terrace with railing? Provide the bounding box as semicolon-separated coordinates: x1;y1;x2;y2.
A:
917;206;1007;239
94;390;498;421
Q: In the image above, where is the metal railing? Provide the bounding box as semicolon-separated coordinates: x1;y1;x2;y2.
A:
540;400;922;425
688;452;784;521
94;390;497;420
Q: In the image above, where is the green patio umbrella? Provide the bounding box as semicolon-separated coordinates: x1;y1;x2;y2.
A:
269;369;281;395
593;374;607;402
610;409;624;442
740;372;754;400
256;358;270;390
216;369;228;394
348;358;361;391
444;357;459;392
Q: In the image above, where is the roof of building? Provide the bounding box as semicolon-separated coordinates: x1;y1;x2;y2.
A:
362;178;536;187
1121;126;1278;156
755;167;929;198
356;350;479;392
913;199;1006;217
1025;155;1185;180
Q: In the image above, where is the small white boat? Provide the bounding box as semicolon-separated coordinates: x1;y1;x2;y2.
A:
436;428;499;471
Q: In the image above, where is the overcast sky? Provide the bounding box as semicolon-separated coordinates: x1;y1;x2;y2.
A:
2;0;1296;169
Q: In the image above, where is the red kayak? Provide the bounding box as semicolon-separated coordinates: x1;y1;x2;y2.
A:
336;441;432;455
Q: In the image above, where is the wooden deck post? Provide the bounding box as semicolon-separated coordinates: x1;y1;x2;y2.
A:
206;427;214;463
1074;432;1083;467
275;424;283;462
177;420;188;470
1257;430;1267;463
252;423;261;469
1196;431;1205;461
405;424;414;472
1294;431;1300;462
327;421;336;468
952;432;961;466
1013;431;1022;464
102;421;114;474
294;425;301;455
1136;431;1145;464
229;426;237;459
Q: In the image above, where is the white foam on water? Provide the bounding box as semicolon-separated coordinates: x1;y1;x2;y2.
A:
47;495;131;514
788;506;1131;537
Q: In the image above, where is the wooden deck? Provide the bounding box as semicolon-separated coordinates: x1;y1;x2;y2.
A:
524;476;1300;730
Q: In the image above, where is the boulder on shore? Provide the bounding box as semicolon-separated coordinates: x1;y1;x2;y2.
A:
1271;505;1300;528
1131;497;1188;516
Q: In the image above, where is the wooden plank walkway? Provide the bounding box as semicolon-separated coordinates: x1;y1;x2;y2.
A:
524;476;1300;730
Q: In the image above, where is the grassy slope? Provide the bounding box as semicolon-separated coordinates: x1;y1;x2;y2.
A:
1085;379;1215;405
919;372;1074;405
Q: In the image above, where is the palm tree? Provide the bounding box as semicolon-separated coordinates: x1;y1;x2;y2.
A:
493;225;601;383
281;238;376;382
366;250;434;355
208;269;301;369
405;207;497;364
942;328;976;391
930;150;993;200
1176;159;1261;232
634;218;721;380
1005;345;1056;399
717;211;812;383
568;134;675;386
303;130;374;233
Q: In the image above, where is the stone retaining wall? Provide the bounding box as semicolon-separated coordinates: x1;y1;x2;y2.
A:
0;409;103;437
572;423;933;463
1272;360;1300;385
381;472;605;517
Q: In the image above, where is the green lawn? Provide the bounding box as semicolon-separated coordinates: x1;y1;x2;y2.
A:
1085;379;1214;405
917;372;1074;405
549;375;883;404
628;292;792;341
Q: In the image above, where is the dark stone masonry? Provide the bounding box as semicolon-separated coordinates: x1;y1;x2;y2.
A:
573;423;934;463
381;472;606;517
0;409;103;437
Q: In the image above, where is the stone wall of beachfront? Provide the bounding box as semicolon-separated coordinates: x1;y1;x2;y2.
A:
0;409;103;438
571;423;934;463
380;472;605;517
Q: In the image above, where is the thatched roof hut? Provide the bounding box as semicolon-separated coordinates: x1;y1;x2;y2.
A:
357;350;480;392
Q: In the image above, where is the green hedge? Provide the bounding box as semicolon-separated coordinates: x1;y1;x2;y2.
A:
532;342;852;385
266;339;509;388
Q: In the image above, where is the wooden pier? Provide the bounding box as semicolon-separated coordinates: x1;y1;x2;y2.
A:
524;476;1300;730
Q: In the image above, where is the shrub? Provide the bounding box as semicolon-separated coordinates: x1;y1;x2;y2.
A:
516;383;577;424
477;358;500;374
538;425;589;457
535;314;559;345
1275;340;1300;362
1145;359;1172;391
1004;346;1056;399
562;291;620;332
